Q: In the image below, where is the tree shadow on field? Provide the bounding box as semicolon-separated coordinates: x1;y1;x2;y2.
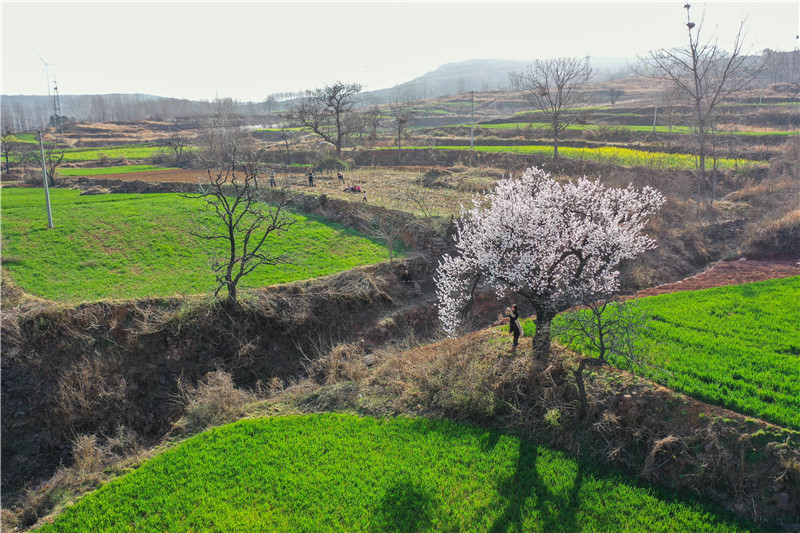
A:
369;478;446;533
487;440;584;533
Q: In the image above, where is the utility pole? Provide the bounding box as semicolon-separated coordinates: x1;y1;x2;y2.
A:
38;130;54;229
52;76;63;134
470;90;474;150
652;105;658;134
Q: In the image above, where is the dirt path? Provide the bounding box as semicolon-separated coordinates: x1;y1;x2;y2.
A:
634;257;800;298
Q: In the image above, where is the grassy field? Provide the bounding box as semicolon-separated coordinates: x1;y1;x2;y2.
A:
558;277;800;430
10;133;39;143
406;145;765;170
58;145;170;162
58;165;169;176
1;188;394;302
37;414;765;533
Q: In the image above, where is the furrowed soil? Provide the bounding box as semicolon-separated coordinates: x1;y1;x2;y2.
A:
635;257;800;297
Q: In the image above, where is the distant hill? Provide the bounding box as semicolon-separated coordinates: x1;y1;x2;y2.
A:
363;57;633;104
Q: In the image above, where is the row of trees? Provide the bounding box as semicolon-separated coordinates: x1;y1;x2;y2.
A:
516;8;770;167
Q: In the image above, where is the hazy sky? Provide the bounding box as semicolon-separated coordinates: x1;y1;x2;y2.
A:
2;1;798;101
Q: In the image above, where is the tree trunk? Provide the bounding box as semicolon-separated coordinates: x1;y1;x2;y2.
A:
553;128;560;161
573;357;605;418
532;312;556;360
698;131;706;181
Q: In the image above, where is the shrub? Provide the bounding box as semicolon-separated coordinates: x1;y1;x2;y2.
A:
316;156;348;172
175;370;258;434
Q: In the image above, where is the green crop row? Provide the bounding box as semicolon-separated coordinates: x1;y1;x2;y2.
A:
8;133;39;143
1;188;395;302
403;145;765;171
59;145;171;162
512;107;608;116
38;414;763;532
58;165;169;176
559;277;800;430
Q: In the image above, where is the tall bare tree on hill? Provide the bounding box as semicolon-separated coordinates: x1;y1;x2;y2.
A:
290;81;362;158
516;57;593;161
362;106;384;149
638;4;767;204
389;101;415;155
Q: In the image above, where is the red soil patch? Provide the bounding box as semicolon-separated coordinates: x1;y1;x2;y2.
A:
635;257;800;297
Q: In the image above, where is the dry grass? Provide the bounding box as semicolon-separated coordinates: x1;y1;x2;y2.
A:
173;370;261;435
3;427;144;532
745;208;800;255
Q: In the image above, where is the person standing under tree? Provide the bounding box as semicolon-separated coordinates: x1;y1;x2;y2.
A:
308;169;314;187
506;304;521;347
269;169;276;188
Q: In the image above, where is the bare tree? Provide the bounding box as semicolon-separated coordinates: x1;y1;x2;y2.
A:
362;106;384;149
1;133;21;176
553;294;653;416
389;101;415;155
30;137;65;187
195;97;250;165
517;57;593;160
278;127;296;165
608;88;624;106
638;5;766;199
182;151;295;308
290;81;362;158
359;206;410;266
165;128;191;167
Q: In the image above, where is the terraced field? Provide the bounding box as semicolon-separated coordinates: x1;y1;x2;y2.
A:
1;188;394;301
59;145;171;162
37;414;765;533
559;277;800;430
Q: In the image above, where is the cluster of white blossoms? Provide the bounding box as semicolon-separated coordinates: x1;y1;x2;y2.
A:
436;167;665;337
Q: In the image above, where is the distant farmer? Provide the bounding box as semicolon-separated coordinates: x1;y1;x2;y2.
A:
337;170;344;184
269;170;276;188
362;190;367;203
506;304;521;347
400;269;412;285
308;169;314;187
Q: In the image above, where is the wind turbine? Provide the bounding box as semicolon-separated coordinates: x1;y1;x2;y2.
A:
35;51;55;96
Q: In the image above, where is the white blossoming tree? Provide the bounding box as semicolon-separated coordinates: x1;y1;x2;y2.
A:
436;167;664;367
